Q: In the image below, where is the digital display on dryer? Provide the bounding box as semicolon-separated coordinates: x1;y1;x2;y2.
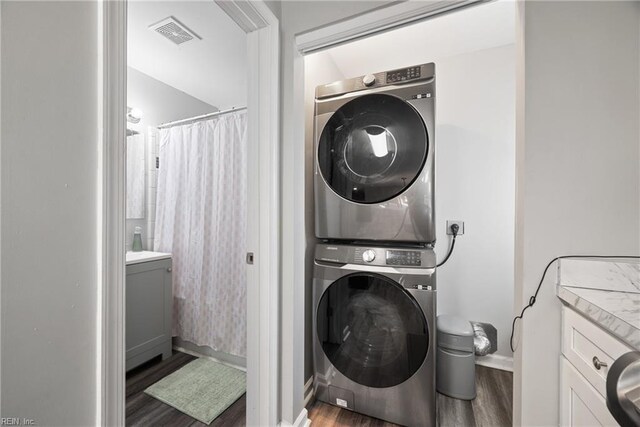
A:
386;250;421;266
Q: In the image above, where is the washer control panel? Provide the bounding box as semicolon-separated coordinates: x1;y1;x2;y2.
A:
386;250;422;266
316;244;435;269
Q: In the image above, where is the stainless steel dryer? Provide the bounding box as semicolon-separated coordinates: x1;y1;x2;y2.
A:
315;63;435;243
313;243;436;426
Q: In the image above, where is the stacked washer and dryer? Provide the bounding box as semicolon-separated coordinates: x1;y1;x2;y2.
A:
312;63;437;426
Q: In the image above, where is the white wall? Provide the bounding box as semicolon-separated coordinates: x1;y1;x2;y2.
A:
264;0;281;20
127;67;216;132
435;45;515;360
125;67;215;250
1;2;99;424
514;1;640;426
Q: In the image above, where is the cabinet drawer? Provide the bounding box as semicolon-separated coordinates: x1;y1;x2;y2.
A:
562;306;633;397
560;356;618;426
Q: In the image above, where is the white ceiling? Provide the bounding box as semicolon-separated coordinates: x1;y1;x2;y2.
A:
128;1;247;109
322;0;516;78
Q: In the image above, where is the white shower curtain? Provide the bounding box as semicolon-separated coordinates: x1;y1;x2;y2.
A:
154;111;247;357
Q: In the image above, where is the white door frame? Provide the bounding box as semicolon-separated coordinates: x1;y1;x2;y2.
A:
282;0;491;423
99;1;280;425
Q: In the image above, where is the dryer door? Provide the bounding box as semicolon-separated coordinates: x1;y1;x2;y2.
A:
317;93;428;204
316;273;429;388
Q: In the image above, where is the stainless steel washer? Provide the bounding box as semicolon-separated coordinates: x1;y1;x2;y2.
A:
313;243;436;426
314;63;435;243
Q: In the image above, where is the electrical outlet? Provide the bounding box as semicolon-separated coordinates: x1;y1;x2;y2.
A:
446;220;464;235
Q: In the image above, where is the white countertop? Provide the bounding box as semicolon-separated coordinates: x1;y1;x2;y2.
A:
558;258;640;350
126;251;172;266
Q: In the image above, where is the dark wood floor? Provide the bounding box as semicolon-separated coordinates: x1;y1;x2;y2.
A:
128;351;511;427
126;351;245;426
307;365;513;427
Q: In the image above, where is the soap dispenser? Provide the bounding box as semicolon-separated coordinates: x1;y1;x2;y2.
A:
132;226;143;252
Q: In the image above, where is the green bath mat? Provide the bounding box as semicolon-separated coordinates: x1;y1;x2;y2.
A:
145;358;246;424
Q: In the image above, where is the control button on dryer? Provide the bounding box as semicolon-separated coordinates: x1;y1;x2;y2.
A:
362;250;376;263
362;74;376;87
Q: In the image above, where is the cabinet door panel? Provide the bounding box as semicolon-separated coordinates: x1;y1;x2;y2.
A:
125;259;172;363
560;357;617;427
127;268;166;349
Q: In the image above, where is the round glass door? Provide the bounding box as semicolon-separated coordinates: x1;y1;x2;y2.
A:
316;273;429;388
317;94;428;204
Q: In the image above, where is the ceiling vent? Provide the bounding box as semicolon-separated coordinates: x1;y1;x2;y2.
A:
149;16;201;45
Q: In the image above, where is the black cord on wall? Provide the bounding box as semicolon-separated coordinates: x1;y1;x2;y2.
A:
436;224;459;268
510;254;640;352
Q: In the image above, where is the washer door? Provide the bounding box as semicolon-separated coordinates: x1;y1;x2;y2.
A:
316;273;429;388
317;94;428;204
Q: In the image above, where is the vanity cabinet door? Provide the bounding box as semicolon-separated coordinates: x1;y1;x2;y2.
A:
125;258;172;370
560;357;618;427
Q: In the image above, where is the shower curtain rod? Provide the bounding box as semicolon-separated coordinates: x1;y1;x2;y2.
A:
157;106;247;129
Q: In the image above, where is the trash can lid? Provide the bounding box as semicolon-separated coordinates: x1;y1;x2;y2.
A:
437;314;474;337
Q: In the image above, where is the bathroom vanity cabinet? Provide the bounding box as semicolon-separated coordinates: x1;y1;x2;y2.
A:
126;252;173;371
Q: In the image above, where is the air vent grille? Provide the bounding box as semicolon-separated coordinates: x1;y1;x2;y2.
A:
149;17;201;46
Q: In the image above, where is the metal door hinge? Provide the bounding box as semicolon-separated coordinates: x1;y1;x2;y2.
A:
246;252;254;264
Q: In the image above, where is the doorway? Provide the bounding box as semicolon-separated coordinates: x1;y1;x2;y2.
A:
287;0;516;425
100;1;280;425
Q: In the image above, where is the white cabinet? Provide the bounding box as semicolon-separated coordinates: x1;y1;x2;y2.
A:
560;306;633;426
560;357;617;426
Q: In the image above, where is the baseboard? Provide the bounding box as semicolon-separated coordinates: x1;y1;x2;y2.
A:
303;376;314;408
475;353;513;372
279;408;310;427
173;345;246;372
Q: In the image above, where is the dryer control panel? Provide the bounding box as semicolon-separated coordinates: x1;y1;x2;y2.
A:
315;62;435;99
386;66;422;84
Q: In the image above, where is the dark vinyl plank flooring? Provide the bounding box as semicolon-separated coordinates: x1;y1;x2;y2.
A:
471;366;513;427
128;353;511;427
309;401;395;427
308;365;512;427
125;351;245;427
437;393;475;427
